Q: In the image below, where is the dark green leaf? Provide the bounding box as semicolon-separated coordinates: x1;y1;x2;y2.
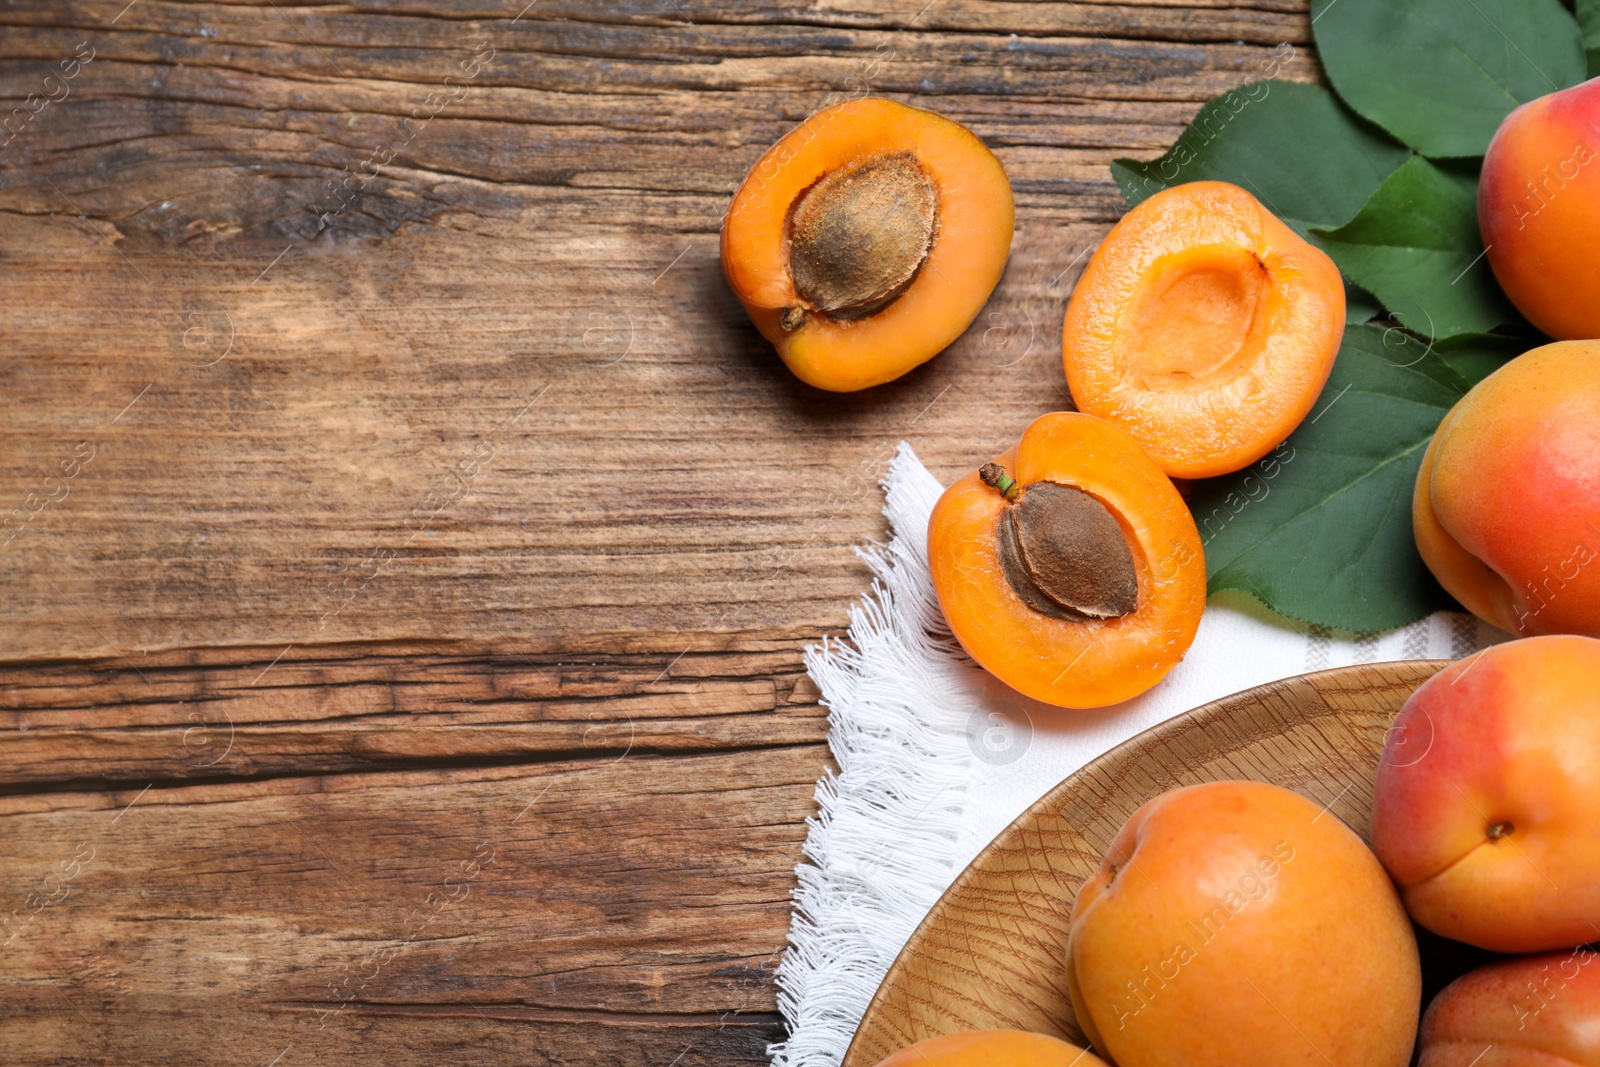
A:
1433;331;1531;384
1194;325;1517;632
1345;283;1383;325
1579;0;1600;75
1311;157;1521;339
1311;0;1587;158
1111;80;1410;233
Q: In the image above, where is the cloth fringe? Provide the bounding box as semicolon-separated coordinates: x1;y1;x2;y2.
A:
767;443;976;1067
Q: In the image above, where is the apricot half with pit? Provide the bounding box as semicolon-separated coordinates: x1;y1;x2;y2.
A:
1062;181;1345;479
928;412;1205;708
722;97;1014;392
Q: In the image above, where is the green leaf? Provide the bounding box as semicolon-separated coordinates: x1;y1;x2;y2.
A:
1111;80;1411;233
1193;325;1517;632
1345;283;1383;325
1579;0;1600;75
1433;331;1531;384
1311;0;1587;158
1311;157;1521;339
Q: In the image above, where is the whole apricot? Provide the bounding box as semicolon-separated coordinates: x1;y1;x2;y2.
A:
722;98;1014;391
1480;77;1600;340
1372;635;1600;954
1419;948;1600;1066
1067;781;1420;1067
872;1030;1109;1067
1062;181;1344;479
1413;341;1600;638
928;412;1205;709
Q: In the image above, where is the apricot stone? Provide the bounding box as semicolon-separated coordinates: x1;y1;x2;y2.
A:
1414;341;1600;637
1419;949;1600;1066
871;1030;1109;1067
1480;77;1600;340
1372;636;1600;954
1066;781;1420;1067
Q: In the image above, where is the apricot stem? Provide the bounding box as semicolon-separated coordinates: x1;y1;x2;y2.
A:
979;462;1019;501
1487;820;1514;842
779;306;807;331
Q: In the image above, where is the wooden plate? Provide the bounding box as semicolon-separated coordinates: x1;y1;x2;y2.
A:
843;661;1454;1065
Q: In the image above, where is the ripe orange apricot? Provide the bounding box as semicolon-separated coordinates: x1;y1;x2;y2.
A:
1418;949;1600;1066
871;1030;1109;1067
1067;781;1421;1067
928;412;1205;709
722;97;1014;392
1479;77;1600;340
1413;341;1600;638
1062;180;1345;479
1371;636;1600;954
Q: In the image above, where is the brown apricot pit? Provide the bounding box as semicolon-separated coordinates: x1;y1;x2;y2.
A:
785;152;937;327
980;462;1138;622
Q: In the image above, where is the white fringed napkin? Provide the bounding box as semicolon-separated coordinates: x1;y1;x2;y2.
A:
768;442;1498;1066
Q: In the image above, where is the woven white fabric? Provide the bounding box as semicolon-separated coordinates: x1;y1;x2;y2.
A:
767;441;1498;1067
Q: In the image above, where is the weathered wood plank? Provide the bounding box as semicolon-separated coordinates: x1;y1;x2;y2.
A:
1;749;814;1065
0;646;825;785
0;1;1315;661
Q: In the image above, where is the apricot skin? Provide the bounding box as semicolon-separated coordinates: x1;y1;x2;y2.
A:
1063;180;1344;479
1419;950;1600;1067
928;413;1205;709
871;1029;1109;1067
1066;781;1420;1067
1413;341;1600;638
1480;77;1600;340
1371;636;1600;954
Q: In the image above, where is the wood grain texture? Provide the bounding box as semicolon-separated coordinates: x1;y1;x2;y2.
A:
2;748;809;1065
844;662;1448;1065
0;0;1318;659
0;1;1330;1062
0;643;824;787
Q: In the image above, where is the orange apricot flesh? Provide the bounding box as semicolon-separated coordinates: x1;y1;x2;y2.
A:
1062;181;1345;479
928;412;1205;709
722;97;1014;392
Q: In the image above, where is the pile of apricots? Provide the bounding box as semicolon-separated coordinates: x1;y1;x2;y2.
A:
722;84;1600;709
875;634;1600;1067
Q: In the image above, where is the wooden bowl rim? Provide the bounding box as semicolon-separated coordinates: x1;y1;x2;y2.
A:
843;658;1449;1062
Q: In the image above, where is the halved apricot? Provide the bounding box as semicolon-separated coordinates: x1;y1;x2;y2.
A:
1062;181;1344;479
722;97;1014;392
929;412;1206;709
872;1030;1109;1067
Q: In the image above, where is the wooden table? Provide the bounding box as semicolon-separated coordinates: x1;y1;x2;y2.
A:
0;3;1308;1062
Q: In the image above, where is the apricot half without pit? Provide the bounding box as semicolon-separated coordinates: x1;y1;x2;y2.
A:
1062;181;1345;479
722;97;1014;392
